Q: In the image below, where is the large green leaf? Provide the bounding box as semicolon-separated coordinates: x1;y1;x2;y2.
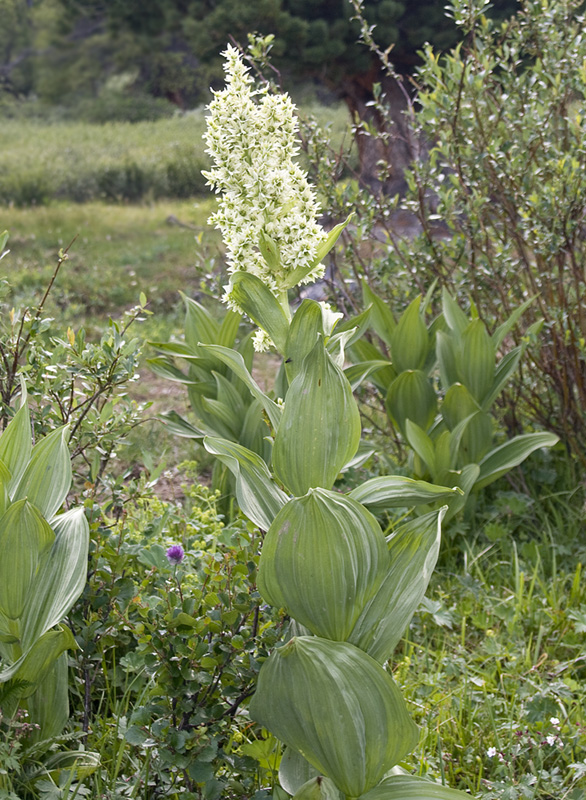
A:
249;636;418;798
385;370;437;437
347;509;445;663
0;625;76;691
405;421;436;476
0;385;31;494
441;289;469;336
182;292;220;349
0;499;55;621
203;437;288;530
279;748;320;796
25;652;70;741
201;344;282;431
230;272;289;353
21;508;89;649
258;489;388;640
362;281;395;344
482;346;522;411
285;300;323;382
475;432;559;490
272;339;360;496
359;774;471;799
391;297;429;373
292;777;342;800
458;319;495;404
348;476;459;513
12;426;71;521
0;459;11;518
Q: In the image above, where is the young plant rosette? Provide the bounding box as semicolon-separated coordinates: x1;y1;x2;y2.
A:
201;46;471;800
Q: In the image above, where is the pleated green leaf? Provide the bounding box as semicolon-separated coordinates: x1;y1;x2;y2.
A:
482;347;522;411
391;297;429;373
476;432;559;490
347;509;445;663
230;271;289;353
258;489;388;640
385;370;437;437
201;344;282;432
436;330;459;390
362;281;395;344
279;747;320;796
292;777;342;800
441;289;469;335
359;774;471;799
0;625;76;692
0;459;11;518
443;464;480;523
459;319;495;404
24;652;70;741
349;476;460;513
21;508;89;650
442;383;479;431
285;299;323;382
272;340;361;496
249;636;419;798
0;499;54;620
203;437;288;531
405;421;436;476
0;386;31;494
13;426;71;521
182;293;220;350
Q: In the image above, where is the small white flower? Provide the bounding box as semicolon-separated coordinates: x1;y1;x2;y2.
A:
550;717;560;727
487;747;497;757
546;735;556;746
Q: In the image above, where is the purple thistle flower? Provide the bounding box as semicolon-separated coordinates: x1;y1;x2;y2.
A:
166;544;185;565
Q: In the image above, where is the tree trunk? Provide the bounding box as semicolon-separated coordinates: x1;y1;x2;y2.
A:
341;67;420;197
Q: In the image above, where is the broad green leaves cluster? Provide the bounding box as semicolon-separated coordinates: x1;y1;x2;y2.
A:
0;386;89;742
352;285;558;519
169;263;467;799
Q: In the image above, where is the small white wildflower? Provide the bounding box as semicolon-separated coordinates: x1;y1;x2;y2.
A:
252;328;273;352
203;45;327;307
487;747;497;757
550;717;560;727
546;735;556;746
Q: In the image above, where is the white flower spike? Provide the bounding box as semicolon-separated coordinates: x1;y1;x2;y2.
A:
203;45;327;313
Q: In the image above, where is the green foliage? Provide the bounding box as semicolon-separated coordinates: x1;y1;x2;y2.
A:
351;286;558;519
70;480;283;799
307;0;586;465
0;117;209;205
0;389;94;800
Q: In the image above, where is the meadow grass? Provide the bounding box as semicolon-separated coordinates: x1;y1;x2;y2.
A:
0;104;352;205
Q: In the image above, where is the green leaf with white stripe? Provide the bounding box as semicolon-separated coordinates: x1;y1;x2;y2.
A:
0;499;54;621
0;384;31;494
347;508;445;663
203;437;288;531
0;625;76;691
12;426;71;521
21;508;89;649
348;476;460;513
476;432;559;490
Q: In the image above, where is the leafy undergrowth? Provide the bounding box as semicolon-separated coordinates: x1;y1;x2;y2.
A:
402;540;586;800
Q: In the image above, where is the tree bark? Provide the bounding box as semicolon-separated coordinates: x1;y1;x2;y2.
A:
340;66;419;197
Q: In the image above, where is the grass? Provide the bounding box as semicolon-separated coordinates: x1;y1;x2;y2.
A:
0;104;352;205
2;199;217;324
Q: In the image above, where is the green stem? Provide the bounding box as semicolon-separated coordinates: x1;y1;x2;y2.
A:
277;290;292;322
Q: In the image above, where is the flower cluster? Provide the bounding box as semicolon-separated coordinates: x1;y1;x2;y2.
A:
203;46;327;303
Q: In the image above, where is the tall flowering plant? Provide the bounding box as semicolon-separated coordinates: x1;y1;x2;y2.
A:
200;47;470;800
